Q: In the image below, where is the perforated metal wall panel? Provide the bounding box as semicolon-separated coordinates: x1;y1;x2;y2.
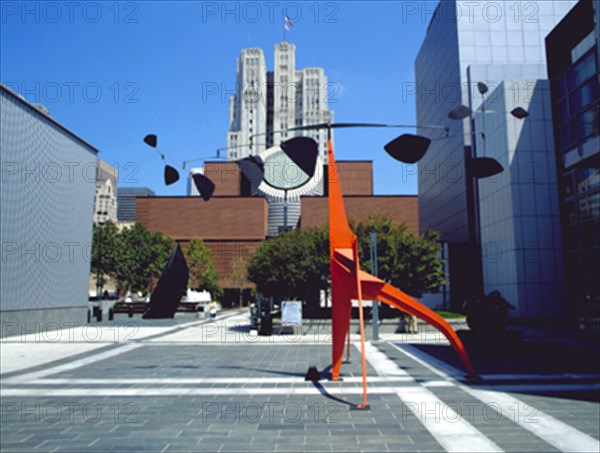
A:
1;87;97;313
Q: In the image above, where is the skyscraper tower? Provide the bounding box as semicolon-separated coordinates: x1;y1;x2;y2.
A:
227;41;334;162
226;48;267;160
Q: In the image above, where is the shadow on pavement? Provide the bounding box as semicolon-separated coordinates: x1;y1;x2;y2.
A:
406;328;600;402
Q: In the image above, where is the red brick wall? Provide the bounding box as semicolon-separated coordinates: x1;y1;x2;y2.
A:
203;162;243;196
333;161;373;195
136;197;268;241
300;196;419;234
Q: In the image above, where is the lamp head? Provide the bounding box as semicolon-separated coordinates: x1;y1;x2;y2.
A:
448;105;472;120
510;107;529;119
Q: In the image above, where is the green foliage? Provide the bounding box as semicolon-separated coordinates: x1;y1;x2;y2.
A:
434;310;466;319
247;216;445;302
184;238;223;299
247;226;329;302
91;220;120;288
353;217;446;298
112;223;174;294
92;222;174;295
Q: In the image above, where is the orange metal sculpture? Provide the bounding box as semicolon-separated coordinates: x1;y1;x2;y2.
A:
327;134;476;408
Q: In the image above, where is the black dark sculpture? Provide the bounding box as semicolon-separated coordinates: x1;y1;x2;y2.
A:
191;172;216;201
164;165;180;185
143;243;189;319
384;134;431;164
280;136;318;177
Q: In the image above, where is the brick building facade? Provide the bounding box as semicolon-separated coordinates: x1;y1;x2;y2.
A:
136;161;418;297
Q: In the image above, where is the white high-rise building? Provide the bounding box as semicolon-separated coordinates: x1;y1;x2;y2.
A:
227;41;334;162
226;48;267;160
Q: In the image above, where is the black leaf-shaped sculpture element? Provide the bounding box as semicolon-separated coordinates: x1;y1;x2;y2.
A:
467;157;504;178
280;136;318;177
384;134;431;164
192;172;216;201
164;165;180;185
144;134;157;148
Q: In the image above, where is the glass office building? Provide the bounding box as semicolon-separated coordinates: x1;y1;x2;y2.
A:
415;0;576;316
546;0;599;319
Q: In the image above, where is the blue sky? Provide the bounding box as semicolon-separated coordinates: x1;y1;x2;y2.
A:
1;1;439;195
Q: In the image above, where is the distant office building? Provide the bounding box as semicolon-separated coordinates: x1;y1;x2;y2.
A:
414;0;576;317
94;159;118;224
227;41;334;162
1;84;98;335
546;0;599;316
117;187;155;221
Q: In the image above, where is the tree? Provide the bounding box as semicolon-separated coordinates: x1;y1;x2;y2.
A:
353;217;446;298
91;220;120;293
112;223;174;294
247;226;329;306
247;217;445;308
226;256;249;307
184;238;223;299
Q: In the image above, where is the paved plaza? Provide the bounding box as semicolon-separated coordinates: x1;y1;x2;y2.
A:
1;310;599;452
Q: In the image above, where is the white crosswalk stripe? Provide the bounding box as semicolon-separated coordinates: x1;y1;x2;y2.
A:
464;387;600;453
361;341;502;452
391;342;600;453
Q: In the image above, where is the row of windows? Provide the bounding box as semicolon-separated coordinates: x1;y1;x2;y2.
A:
563;159;600;198
558;78;598;121
559;103;600;149
557;51;597;98
565;190;600;226
556;49;599;151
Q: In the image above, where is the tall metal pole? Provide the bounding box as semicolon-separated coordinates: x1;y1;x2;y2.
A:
369;232;379;341
283;188;288;233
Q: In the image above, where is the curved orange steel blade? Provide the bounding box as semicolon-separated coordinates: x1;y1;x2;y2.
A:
327;138;476;380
